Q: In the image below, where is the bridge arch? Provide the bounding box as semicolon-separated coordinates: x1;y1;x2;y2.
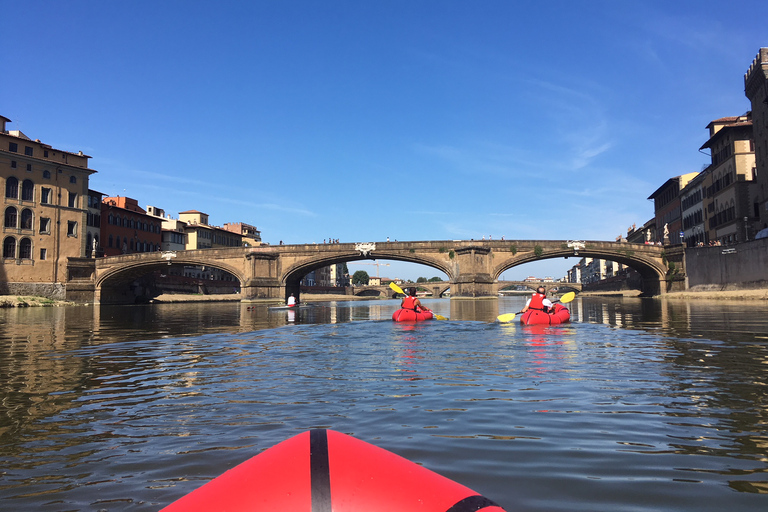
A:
492;245;667;296
280;251;454;301
96;257;245;304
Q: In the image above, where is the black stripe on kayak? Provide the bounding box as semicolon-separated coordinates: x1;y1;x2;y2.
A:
310;429;332;512
445;495;502;512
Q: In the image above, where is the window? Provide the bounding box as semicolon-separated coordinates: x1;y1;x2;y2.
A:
108;234;113;248
26;164;32;172
40;248;47;260
68;192;78;208
67;221;77;237
40;217;51;234
24;146;33;156
21;180;34;201
43;170;51;179
19;238;31;259
3;237;15;258
44;150;49;158
5;177;18;199
10;161;16;168
20;209;32;230
8;142;17;152
41;187;51;204
69;176;77;184
4;207;17;228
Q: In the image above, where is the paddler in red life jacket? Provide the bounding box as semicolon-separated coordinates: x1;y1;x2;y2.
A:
401;287;430;313
521;286;554;314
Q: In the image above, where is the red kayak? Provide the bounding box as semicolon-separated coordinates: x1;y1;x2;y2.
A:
392;308;434;322
520;303;570;325
162;429;506;512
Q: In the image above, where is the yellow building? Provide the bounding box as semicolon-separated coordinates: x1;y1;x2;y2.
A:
178;210;242;250
1;115;96;298
699;113;756;244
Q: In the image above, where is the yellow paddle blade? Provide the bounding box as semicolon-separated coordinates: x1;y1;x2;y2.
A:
389;282;406;295
497;313;517;323
559;291;576;304
433;314;447;320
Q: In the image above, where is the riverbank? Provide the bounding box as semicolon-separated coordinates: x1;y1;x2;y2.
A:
152;293;384;303
579;288;768;300
0;295;74;307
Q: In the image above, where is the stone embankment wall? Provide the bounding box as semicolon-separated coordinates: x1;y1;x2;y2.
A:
0;282;67;300
685;238;768;290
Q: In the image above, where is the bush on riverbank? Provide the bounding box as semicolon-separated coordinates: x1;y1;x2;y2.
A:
0;295;70;307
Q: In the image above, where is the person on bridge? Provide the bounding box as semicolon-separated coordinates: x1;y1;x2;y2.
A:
401;287;430;313
521;287;553;314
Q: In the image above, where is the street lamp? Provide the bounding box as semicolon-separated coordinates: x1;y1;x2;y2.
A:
744;217;749;241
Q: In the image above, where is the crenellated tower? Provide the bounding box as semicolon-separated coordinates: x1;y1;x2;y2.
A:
744;48;768;228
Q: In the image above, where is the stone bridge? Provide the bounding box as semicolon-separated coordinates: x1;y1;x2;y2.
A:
65;239;672;304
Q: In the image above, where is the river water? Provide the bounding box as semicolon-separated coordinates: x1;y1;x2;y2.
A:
1;296;767;511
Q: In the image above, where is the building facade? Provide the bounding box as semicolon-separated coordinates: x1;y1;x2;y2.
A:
679;171;708;247
100;196;162;257
699;113;756;244
223;222;261;247
744;48;768;231
647;172;699;245
1;115;96;297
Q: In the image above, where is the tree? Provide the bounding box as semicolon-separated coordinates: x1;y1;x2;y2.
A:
352;270;370;285
428;276;442;282
416;277;427;283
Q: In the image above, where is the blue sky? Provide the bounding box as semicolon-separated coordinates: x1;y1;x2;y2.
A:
3;1;765;281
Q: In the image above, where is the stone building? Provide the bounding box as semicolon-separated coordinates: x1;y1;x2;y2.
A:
698;113;756;244
223;222;261;247
0;115;96;297
647;172;699;245
744;48;768;230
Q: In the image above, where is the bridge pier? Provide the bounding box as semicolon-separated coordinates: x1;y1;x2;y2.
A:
241;278;284;302
451;273;496;298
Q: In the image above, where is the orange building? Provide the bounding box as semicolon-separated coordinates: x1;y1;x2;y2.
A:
100;196;162;256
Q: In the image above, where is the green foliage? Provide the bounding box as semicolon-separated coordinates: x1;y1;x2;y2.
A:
510;244;518;255
352;270;370;285
439;247;447;253
448;250;455;259
428;276;442;282
534;245;543;258
416;277;427;283
409;248;415;253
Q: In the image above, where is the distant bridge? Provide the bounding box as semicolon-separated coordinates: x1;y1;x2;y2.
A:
353;280;582;298
65;239;673;304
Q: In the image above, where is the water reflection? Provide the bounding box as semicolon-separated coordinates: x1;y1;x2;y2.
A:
1;297;768;510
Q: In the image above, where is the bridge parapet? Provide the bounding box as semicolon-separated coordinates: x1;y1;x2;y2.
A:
69;239;672;304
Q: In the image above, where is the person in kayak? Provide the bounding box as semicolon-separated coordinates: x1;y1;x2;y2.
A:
521;286;553;314
401;287;430;313
287;294;297;307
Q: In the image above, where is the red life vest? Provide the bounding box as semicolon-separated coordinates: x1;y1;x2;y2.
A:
529;293;548;311
401;296;418;310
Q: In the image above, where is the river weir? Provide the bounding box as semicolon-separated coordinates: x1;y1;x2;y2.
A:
1;297;767;511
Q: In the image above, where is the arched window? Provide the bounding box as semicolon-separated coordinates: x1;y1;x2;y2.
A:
69;176;77;184
108;234;113;248
19;238;31;259
3;237;16;258
5;177;18;199
20;209;32;230
43;170;51;179
86;233;93;256
21;180;34;201
4;207;17;228
116;236;121;251
115;215;121;227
